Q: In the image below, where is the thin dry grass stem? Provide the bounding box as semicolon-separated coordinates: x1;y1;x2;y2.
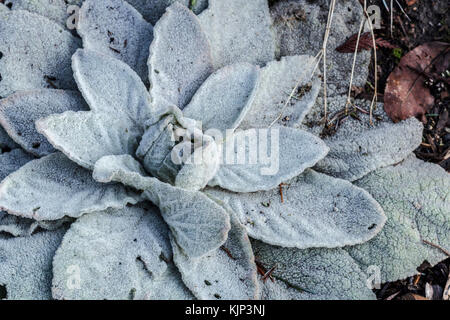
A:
390;0;393;37
395;0;411;21
422;240;450;257
269;51;323;127
363;0;378;125
270;0;336;128
321;0;337;123
344;18;366;115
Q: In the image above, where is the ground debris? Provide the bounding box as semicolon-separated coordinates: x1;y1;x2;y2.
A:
375;258;450;300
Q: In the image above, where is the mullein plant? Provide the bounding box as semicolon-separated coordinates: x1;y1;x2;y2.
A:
0;0;448;300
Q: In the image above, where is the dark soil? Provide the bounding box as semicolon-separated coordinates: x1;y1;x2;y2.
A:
375;258;450;300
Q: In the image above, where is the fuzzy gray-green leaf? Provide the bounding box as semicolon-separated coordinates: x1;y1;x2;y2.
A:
240;55;321;129
199;0;275;70
0;228;67;300
348;156;450;283
314;114;424;182
183;63;260;133
0;153;141;221
93;154;231;258
253;241;376;300
207;169;386;249
52;205;193;300
0;10;79;97
172;207;259;300
0;90;88;157
148;2;213;110
77;0;154;82
208;127;329;192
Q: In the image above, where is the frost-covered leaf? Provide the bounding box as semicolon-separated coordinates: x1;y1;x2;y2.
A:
0;90;88;157
271;0;371;95
314;116;424;181
255;156;449;298
260;278;343;300
3;0;72;26
348;156;450;283
0;153;141;221
172;206;258;300
72;49;153;125
1;146;68;237
148;2;213;110
93;155;231;258
206;169;386;249
0;150;34;237
0;3;7;12
0;228;67;300
138;122;177;182
78;0;154;82
37;111;141;169
253;241;376;300
0;10;80;97
208;127;329;192
0;149;34;181
38;50;152;169
199;0;275;70
175;139;220;191
183;63;259;132
52;205;193;300
240;55;321;130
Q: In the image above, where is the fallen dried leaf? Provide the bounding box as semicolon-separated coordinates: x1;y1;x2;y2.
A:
399;293;429;300
384;42;449;123
336;32;396;53
406;0;417;6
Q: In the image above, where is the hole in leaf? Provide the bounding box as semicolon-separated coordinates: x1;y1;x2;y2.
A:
32;142;40;149
0;284;7;299
368;224;377;230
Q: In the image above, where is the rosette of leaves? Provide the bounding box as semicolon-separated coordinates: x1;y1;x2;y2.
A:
0;0;388;300
0;0;448;301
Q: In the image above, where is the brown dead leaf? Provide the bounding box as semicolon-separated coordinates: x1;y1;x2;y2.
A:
384;42;449;123
406;0;418;6
336;32;396;53
398;293;429;300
